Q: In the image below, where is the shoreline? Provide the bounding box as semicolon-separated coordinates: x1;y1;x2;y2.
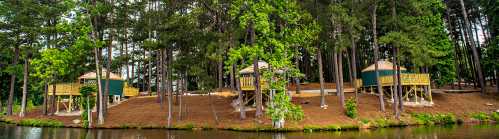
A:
1;113;496;132
1;92;498;132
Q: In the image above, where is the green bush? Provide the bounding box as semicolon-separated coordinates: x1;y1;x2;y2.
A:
18;119;64;127
373;118;390;127
79;85;96;128
266;92;304;122
412;113;457;125
471;112;490;122
433;114;457;124
345;98;357;118
490;112;499;122
360;119;370;125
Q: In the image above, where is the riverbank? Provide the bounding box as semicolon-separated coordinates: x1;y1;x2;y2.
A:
1;92;499;131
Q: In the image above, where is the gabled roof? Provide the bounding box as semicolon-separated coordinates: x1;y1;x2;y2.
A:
78;69;123;80
239;61;269;74
361;61;407;72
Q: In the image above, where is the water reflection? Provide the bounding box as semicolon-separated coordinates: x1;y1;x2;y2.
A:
1;123;498;139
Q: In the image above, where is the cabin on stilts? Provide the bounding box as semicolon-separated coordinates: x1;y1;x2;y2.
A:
48;69;139;114
359;61;433;107
234;61;270;111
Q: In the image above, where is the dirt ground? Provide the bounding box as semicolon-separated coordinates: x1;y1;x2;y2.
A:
6;90;499;129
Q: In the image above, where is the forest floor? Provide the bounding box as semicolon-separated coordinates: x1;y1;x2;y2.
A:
2;83;499;130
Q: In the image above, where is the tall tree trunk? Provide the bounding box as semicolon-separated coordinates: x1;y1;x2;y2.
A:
148;50;152;95
349;0;358;103
350;34;358;102
20;54;30;117
166;48;173;127
338;51;345;107
248;22;263;118
315;0;326;107
235;65;246;119
0;78;2;114
392;46;400;119
143;50;148;93
446;5;462;89
178;74;184;120
459;0;485;94
159;50;164;109
294;55;301;94
104;0;114;116
318;48;326;107
6;46;20;116
42;82;48;115
124;0;129;83
372;1;385;112
218;59;223;89
495;69;498;92
51;80;56;115
396;47;403;112
334;50;340;97
95;47;104;124
131;43;135;86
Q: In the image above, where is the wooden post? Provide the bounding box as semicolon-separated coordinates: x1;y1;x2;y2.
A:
428;85;433;103
414;85;418;104
68;95;73;112
56;96;60;113
390;86;394;102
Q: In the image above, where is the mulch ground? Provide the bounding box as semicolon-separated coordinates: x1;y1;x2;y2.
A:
5;90;499;129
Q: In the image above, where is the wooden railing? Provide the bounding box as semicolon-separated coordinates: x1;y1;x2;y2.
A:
48;83;81;96
240;76;268;91
379;73;430;86
48;82;140;97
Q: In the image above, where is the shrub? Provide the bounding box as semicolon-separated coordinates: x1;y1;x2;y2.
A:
345;98;357;118
471;112;490;122
266;92;304;128
373;118;390;127
433;114;457;124
360;119;370;125
79;85;96;128
18;119;64;127
412;113;457;125
490;112;499;122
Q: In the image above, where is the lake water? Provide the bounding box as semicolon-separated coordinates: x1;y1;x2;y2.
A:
1;123;499;139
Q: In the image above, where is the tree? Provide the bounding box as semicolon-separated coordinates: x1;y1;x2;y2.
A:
371;0;385;112
459;0;484;94
229;0;319;127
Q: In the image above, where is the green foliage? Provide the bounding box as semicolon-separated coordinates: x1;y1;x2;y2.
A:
266;92;304;122
378;0;455;86
412;113;457;125
372;118;390;128
490;112;499;122
471;112;490;122
360;119;370;125
18;119;64;127
345;98;357;118
79;85;96;128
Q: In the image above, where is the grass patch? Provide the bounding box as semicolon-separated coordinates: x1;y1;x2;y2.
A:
18;119;64;127
411;113;457;125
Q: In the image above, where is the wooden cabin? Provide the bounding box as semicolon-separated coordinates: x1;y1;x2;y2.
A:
359;61;433;106
239;61;269;91
234;61;271;111
48;69;139;114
